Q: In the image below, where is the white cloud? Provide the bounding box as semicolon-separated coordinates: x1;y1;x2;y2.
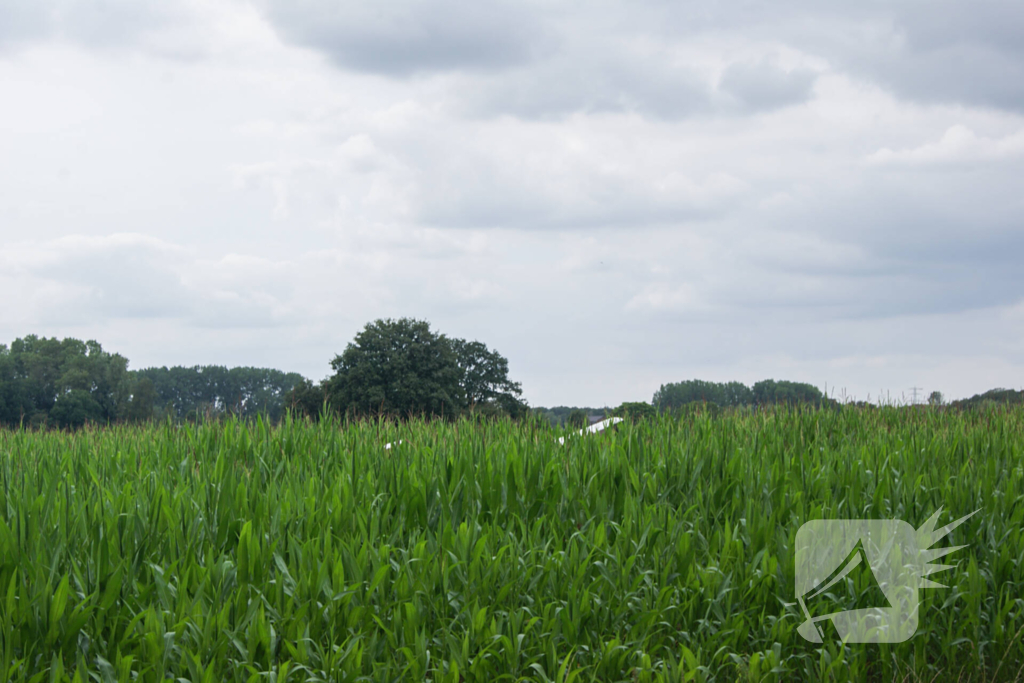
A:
866;124;1024;166
625;283;706;313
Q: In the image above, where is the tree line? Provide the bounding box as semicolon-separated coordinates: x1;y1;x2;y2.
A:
0;335;307;429
4;322;1015;430
0;319;529;429
948;388;1024;409
652;378;828;410
531;380;830;427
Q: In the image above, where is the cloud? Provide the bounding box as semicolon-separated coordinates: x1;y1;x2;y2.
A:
251;0;1024;118
2;1;1023;406
229;133;419;227
639;0;1024;113
458;51;821;122
0;234;297;330
718;60;818;112
414;154;747;230
0;0;188;53
0;0;280;62
229;117;752;231
256;1;825;121
0;227;527;338
5;0;1024;116
0;234;191;323
866;125;1024;166
854;0;1024;112
458;47;717;121
258;0;545;76
624;283;707;314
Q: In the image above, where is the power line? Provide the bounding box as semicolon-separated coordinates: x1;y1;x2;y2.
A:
909;386;923;404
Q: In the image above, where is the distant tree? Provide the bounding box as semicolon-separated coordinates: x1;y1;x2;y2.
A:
134;365;305;422
566;409;588;429
751;379;823;405
325;318;464;419
613;401;656;423
50;389;103;429
0;344;31;426
126;377;156;423
450;338;526;417
0;335;131;428
322;318;526;420
950;388;1024;410
721;381;754;407
285;378;326;421
654;378;830;412
531;406;612;427
928;391;944;407
653;379;753;411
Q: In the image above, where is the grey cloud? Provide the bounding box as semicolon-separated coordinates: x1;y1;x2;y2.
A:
460;54;715;120
0;1;49;47
877;1;1024;110
718;61;817;112
0;0;187;52
474;0;1024;115
259;0;545;76
726;261;1020;321
413;161;745;230
902;1;1024;54
862;43;1024;112
5;0;1024;115
258;1;819;120
725;174;1024;319
11;236;297;330
732;0;1024;112
637;0;1024;110
29;236;191;322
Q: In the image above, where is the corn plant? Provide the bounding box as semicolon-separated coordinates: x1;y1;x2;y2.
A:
0;406;1021;681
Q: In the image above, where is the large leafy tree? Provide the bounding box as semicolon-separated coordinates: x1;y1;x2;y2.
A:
285;378;326;420
326;318;463;418
449;338;526;417
322;318;526;419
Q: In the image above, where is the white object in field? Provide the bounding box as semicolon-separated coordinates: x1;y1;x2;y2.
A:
384;439;403;450
558;417;623;445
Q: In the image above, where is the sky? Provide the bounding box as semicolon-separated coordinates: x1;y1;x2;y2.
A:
1;0;1022;407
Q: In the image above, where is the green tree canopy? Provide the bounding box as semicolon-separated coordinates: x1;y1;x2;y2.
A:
566;408;588;429
653;379;753;411
654;378;825;412
612;401;657;422
750;379;823;405
950;388;1024;410
326;318;463;418
322;318;526;419
0;335;132;428
134;365;306;422
450;338;526;417
530;406;612;427
284;378;326;420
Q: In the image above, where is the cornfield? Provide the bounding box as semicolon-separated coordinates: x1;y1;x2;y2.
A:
0;406;1021;681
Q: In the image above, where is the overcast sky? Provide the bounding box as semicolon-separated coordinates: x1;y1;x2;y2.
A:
1;0;1022;406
